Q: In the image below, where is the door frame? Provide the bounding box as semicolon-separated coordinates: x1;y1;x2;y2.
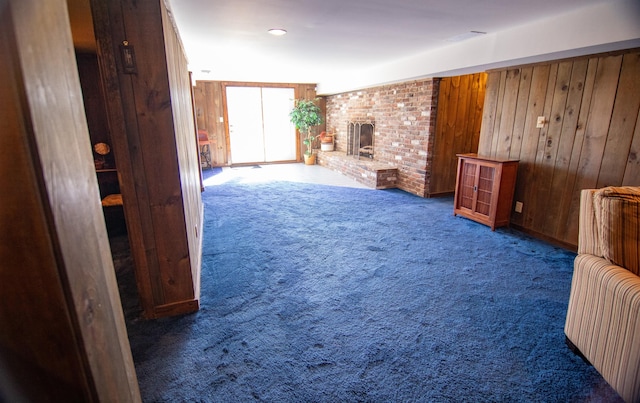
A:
221;81;300;165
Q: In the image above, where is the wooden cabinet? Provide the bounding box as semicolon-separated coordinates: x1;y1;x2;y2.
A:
454;154;519;230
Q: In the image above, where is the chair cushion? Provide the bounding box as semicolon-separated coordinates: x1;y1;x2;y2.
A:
101;193;123;207
594;186;640;276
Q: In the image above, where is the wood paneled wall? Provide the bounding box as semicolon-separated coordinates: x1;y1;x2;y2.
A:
1;0;139;400
161;0;203;302
193;81;318;165
479;49;640;247
92;0;202;318
430;73;487;195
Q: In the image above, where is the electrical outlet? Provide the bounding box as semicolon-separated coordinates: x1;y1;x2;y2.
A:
536;116;546;128
515;201;523;213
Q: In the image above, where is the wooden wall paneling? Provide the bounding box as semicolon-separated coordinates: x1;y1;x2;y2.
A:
161;1;203;305
549;59;589;240
597;52;640;187
212;82;227;165
466;73;486;153
2;0;140;400
533;61;573;232
1;9;91;401
624;106;640;185
431;77;453;194
91;0;159;317
572;55;623;192
489;71;508;157
94;0;200;318
200;81;227;166
560;57;598;244
496;69;521;157
478;72;501;154
508;67;533;160
508;64;550;228
452;75;471;188
522;63;558;229
121;0;195;310
193;84;205;129
111;0;168;312
189;72;204;192
431;73;486;195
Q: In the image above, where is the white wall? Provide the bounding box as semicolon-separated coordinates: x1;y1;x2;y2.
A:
317;0;640;95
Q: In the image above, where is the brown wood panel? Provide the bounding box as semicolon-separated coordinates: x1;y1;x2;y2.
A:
508;67;533;160
1;11;90;401
431;77;453;193
2;0;140;400
122;0;196;308
431;73;487;195
490;71;508;158
496;69;521;157
94;0;200;318
481;49;640;247
92;0;158;316
561;58;598;244
196;80;227;166
533;61;572;231
624;108;640;185
478;71;501;155
509;64;550;228
458;75;472;166
573;55;622;190
597;52;640;187
467;73;486;153
161;2;203;301
551;59;589;240
523;63;558;228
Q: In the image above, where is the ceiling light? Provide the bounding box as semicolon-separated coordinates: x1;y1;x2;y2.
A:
268;28;287;36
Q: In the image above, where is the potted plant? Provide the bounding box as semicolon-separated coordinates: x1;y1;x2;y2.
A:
289;98;324;165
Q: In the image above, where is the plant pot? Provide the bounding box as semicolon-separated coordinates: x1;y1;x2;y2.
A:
304;154;316;165
321;142;334;151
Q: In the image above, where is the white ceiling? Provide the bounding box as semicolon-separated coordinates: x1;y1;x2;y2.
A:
67;0;640;94
166;0;639;93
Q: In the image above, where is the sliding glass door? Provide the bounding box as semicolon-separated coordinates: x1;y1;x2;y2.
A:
226;86;296;164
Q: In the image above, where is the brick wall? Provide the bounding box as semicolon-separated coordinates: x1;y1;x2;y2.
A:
324;78;439;197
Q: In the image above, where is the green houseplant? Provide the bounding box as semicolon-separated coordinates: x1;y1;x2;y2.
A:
289;98;324;165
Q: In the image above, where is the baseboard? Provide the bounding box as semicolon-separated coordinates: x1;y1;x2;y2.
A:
146;299;199;319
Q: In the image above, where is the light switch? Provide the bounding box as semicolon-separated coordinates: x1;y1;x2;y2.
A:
536;116;546;128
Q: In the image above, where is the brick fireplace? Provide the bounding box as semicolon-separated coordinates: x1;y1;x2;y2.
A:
347;121;375;159
318;78;440;197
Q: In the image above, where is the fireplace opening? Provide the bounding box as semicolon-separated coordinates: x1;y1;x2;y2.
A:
347;121;374;159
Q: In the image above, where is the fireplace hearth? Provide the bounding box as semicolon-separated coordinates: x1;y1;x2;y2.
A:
347;121;374;159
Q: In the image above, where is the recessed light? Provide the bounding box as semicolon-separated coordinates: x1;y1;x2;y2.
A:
268;28;287;36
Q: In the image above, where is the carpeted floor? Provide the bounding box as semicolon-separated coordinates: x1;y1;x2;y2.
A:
112;167;622;402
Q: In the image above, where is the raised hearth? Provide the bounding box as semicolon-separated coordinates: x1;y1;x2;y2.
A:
316;151;397;189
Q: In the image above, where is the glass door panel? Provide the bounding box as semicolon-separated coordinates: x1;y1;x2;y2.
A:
226;86;265;164
262;88;296;162
226;86;296;164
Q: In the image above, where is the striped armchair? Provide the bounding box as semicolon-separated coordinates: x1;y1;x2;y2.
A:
565;187;640;403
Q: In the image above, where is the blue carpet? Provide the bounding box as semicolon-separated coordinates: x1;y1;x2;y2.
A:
115;167;622;402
